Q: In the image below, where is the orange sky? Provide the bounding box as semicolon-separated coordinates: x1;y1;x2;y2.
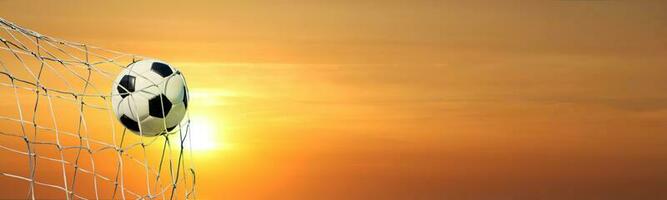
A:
2;1;667;199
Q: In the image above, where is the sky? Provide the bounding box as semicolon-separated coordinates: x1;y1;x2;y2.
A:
1;0;667;199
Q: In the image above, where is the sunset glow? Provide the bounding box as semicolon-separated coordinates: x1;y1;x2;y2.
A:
1;1;667;199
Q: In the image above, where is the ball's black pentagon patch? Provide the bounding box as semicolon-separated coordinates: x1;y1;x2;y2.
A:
117;75;136;98
148;94;172;118
120;115;140;132
183;86;189;108
166;125;177;132
151;62;173;77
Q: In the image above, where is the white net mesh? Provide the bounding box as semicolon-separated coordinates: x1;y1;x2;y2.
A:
0;18;196;199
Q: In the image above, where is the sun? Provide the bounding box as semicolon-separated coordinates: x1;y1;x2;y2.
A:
185;116;218;151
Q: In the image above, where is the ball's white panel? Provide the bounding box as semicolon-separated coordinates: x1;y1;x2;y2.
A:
134;86;161;102
126;59;154;74
112;97;126;119
165;102;186;127
136;70;166;87
139;116;167;136
127;94;151;121
116;95;150;122
116;97;137;121
164;74;186;103
133;74;162;97
111;91;122;117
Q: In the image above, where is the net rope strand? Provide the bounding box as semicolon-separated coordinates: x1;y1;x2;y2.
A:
0;18;196;199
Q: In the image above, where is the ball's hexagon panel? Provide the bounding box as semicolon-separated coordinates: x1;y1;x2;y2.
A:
165;102;186;128
138;116;167;136
164;74;186;103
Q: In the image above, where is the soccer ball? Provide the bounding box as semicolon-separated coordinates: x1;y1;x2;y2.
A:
111;59;189;136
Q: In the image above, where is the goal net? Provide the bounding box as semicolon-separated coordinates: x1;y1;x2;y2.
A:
0;18;196;199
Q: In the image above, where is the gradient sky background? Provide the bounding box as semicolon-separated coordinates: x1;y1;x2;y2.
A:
2;1;667;199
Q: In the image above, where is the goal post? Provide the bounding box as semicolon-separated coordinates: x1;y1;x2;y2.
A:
0;18;196;199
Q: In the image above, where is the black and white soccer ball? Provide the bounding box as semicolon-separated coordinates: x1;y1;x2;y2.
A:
111;59;189;136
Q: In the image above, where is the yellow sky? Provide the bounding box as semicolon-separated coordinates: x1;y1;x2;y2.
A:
2;0;667;199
